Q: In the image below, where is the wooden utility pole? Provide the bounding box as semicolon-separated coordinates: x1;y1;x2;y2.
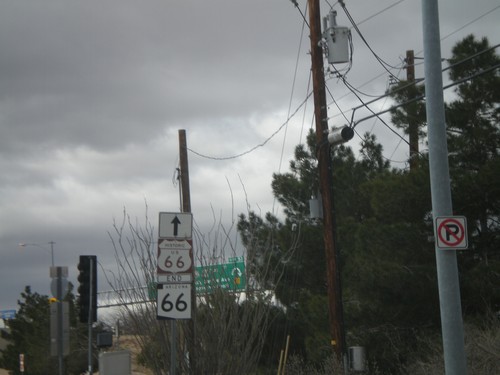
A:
307;0;346;359
178;129;196;374
406;50;419;170
179;129;192;213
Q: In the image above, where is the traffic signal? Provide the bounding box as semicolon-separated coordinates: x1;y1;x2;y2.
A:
78;255;97;323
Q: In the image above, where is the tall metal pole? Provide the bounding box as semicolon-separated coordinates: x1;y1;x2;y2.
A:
421;0;467;373
49;241;55;268
56;267;64;375
307;0;346;360
170;320;177;375
87;261;94;375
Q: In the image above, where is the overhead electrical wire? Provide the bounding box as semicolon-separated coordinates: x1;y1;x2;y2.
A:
351;62;500;130
278;1;309;175
188;90;312;161
330;3;499;110
369;67;405;134
339;1;401;80
189;2;312;163
299;71;313;144
350;46;500;127
318;1;409;103
331;50;500;157
187;0;313;162
329;43;500;125
388;137;405;161
325;84;350;125
353;127;407;165
273;0;310;221
440;5;500;42
190;4;498;162
442;43;500;73
296;43;500;167
351;0;406;27
289;0;309;28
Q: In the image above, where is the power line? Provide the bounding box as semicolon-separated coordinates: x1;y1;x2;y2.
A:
278;3;309;174
339;1;402;80
353;127;408;165
370;68;404;134
274;0;310;218
188;92;313;161
335;55;500;158
353;0;407;27
351;62;500;129
190;4;499;162
299;70;313;144
289;0;309;28
330;4;500;107
325;84;350;124
190;1;315;164
441;5;500;42
330;43;500;124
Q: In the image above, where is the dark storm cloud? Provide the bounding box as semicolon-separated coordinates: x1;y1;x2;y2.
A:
0;0;301;156
0;0;498;311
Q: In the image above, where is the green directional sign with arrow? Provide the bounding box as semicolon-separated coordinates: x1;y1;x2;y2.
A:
195;257;246;294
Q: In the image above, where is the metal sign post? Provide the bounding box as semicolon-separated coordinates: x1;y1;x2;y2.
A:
421;0;467;372
158;212;194;375
87;260;94;375
50;266;69;375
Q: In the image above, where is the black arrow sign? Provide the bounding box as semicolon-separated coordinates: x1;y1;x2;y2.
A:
171;216;181;236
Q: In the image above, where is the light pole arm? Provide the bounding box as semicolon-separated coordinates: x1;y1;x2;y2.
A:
18;242;56;267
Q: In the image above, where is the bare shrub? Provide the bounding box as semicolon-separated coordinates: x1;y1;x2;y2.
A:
103;205;286;374
403;314;500;375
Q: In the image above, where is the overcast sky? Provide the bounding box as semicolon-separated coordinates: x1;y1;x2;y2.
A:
0;0;498;313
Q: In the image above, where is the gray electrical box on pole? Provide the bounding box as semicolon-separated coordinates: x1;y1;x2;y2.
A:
322;9;350;64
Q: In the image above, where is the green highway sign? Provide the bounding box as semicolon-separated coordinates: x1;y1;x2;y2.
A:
195;259;246;294
147;281;157;301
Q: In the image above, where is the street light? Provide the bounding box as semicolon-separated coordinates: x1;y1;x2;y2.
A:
18;241;55;267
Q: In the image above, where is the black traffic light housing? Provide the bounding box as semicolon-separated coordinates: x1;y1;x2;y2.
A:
78;255;97;323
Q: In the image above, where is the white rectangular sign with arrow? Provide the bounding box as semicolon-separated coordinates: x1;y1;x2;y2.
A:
158;212;193;239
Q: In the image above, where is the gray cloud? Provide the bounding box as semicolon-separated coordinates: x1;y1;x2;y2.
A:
1;0;498;311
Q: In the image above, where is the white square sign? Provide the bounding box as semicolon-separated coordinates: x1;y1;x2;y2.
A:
435;216;468;249
158;212;192;239
157;283;191;320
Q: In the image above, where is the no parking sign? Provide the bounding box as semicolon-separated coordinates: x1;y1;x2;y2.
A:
435;216;468;250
